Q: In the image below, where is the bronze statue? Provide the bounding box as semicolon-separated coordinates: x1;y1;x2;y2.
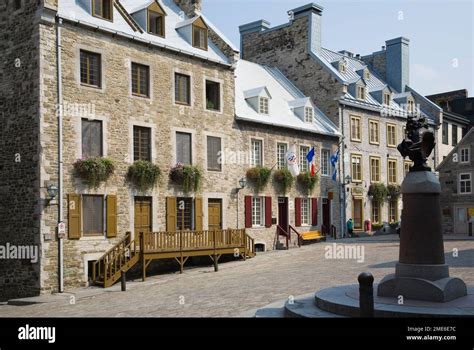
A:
397;115;435;172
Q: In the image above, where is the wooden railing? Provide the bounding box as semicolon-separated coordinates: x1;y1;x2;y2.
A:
289;225;302;247
92;232;140;288
276;225;290;249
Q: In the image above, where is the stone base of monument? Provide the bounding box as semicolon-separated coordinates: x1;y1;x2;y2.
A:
377;263;467;302
253;285;474;318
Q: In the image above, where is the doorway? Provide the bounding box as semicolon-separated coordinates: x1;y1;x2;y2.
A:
322;198;331;234
208;199;222;231
278;197;288;233
353;198;363;230
134;197;152;240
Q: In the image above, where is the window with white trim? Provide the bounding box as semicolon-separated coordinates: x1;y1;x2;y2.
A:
357;86;366;100
277;143;287;170
304;107;313;123
460;148;469;163
251;139;263;167
301;198;310;226
259;97;269;115
252;197;264;226
321;149;330;176
459;173;472;194
383;93;391;106
300;146;310;173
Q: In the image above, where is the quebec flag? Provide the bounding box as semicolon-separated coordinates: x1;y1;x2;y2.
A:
331;150;340;182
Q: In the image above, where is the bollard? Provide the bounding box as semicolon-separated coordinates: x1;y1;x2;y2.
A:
121;271;126;292
214;255;218;272
358;272;374;317
469;223;472;237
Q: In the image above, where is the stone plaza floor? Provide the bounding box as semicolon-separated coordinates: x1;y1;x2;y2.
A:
0;235;473;317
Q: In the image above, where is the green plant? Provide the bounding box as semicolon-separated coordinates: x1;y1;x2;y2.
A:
170;164;202;193
246;167;271;192
389;221;400;228
126;161;161;192
73;157;115;188
371;223;384;231
368;183;388;202
387;184;401;200
296;172;319;194
273;168;294;194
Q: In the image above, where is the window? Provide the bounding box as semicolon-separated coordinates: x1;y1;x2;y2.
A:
389;200;398;222
364;70;370;80
460;148;470;163
351;154;362;182
175;73;191;105
350;116;361;141
82;119;103;158
83;195;104;236
304;107;313;123
205;80;220;111
259;97;269;115
131;63;150;97
80;50;101;88
387;124;397;147
371;201;380;224
357;86;365;100
300;146;310;173
369;120;379;144
148;11;164;37
301;198;310;225
207;136;222;171
383;93;391;106
321;149;330;176
252;197;264;227
442;122;448;145
277;143;288;170
176;132;192;165
459;173;472;194
133;126;151;162
339;61;346;73
452;125;458;146
250;139;263;167
388;159;397;184
407;99;415;113
92;0;113;21
370;157;381;183
192;25;208;50
176;198;193;231
404;161;412;177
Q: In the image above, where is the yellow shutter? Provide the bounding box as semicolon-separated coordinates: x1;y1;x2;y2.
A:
106;195;118;238
68;194;82;239
166;197;177;232
195;197;203;231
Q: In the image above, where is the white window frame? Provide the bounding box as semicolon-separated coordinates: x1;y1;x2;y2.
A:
276;142;288;170
252;197;264;227
321;149;330;176
459;173;472;194
299;145;310;173
250;138;263;167
301;198;311;226
460;148;470;164
304;107;313;123
259;97;269;115
357;86;366;100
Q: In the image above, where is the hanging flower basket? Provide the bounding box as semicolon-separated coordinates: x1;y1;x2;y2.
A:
297;172;319;194
246;167;271;192
169;163;202;193
126;161;161;192
273;168;294;194
368;183;388;202
73;157;115;189
387;184;401;200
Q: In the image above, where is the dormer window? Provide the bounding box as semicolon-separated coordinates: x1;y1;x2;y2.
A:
92;0;113;21
339;60;347;73
364;70;370;80
357;86;366;100
407;99;415;113
383;93;391;106
304;107;313;123
193;21;208;51
259;97;269;115
148;10;165;37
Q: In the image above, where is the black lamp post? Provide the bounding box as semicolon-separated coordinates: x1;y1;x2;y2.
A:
236;177;247;229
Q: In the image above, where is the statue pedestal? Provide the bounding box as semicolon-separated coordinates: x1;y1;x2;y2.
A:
377;171;467;302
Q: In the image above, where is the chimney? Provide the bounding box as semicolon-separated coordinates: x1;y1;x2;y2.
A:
385;37;410;92
239;20;271;36
174;0;202;18
289;3;324;54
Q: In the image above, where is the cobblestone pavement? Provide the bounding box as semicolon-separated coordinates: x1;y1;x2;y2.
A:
1;236;473;317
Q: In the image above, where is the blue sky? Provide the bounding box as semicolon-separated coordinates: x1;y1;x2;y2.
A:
203;0;474;96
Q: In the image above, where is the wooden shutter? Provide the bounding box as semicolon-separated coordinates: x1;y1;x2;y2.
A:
195;197;203;231
166;197;177;232
295;198;302;227
106;195;117;238
68;194;82;239
312;198;318;226
265;197;272;228
244;196;252;228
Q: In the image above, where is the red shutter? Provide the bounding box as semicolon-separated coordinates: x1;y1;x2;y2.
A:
244;196;252;228
295;198;302;227
265;197;272;228
312;198;318;226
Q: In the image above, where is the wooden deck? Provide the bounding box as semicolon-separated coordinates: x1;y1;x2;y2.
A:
92;229;255;288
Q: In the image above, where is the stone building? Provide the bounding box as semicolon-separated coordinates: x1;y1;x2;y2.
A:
235;59;340;250
0;0;244;299
239;2;442;235
437;128;474;235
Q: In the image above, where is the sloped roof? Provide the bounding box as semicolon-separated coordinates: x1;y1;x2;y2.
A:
58;0;230;65
436;127;474;171
235;59;339;137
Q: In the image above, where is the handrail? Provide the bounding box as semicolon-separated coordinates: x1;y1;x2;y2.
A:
288;225;302;247
276;225;290;249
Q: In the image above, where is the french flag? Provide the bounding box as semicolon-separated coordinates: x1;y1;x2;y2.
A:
306;147;316;177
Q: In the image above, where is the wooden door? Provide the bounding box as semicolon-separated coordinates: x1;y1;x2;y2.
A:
134;197;152;240
322;198;331;234
208;199;222;231
278;197;289;233
353;199;363;230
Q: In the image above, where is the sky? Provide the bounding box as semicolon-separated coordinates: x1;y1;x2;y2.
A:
203;0;474;96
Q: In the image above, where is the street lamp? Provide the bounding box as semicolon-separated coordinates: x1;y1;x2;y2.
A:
238;177;247;190
236;177;247;229
47;184;58;199
345;175;352;184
